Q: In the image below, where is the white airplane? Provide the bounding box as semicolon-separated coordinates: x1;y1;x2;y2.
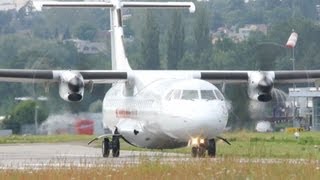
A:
1;0;320;158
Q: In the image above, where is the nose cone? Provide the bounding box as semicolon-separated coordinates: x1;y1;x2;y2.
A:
165;101;228;138
189;103;228;128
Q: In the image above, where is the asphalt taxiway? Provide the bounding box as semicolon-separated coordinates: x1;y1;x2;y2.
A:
0;143;187;169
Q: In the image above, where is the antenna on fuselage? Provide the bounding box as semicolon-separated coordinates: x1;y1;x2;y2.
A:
32;0;195;70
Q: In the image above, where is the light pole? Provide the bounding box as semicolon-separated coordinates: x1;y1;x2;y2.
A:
286;30;298;125
34;105;39;134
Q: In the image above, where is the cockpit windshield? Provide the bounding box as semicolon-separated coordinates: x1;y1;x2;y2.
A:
165;89;224;101
214;89;224;100
200;90;216;100
181;90;199;100
165;89;181;100
166;89;222;101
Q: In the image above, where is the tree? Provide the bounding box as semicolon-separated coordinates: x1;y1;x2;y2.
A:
89;100;103;113
0;11;13;34
63;27;71;40
2;101;48;134
211;12;224;31
227;0;245;11
193;4;211;60
141;10;160;69
74;23;97;41
166;12;185;70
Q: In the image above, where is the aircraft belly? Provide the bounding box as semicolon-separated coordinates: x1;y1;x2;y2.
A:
118;121;188;149
112;112;188;149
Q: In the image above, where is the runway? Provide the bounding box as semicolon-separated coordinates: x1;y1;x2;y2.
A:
0;143;187;169
1;143;317;170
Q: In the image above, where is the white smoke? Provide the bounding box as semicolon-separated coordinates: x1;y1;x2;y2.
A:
248;100;268;120
256;121;273;132
39;113;103;135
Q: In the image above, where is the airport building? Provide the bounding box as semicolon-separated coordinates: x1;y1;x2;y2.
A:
287;87;320;131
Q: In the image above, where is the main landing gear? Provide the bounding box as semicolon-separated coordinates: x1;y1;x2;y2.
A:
190;138;216;158
102;129;120;158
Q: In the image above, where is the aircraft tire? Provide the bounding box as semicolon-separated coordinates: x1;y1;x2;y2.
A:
191;147;197;157
112;136;120;157
102;138;110;158
207;139;216;158
198;144;206;158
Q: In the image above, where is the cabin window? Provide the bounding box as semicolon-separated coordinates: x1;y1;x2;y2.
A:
181;90;199;100
201;90;216;100
214;90;224;100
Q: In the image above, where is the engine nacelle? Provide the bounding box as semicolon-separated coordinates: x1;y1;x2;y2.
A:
247;71;275;102
58;71;84;102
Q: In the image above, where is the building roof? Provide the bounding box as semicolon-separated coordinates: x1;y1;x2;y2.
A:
289;87;320;97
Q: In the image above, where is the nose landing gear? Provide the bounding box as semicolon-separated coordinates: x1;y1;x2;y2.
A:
102;138;110;157
207;139;216;157
190;138;216;158
101;129;120;158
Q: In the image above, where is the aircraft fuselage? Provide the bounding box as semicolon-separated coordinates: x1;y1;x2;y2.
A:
102;73;228;149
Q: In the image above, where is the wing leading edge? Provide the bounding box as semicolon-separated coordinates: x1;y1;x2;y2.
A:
0;69;128;84
2;69;320;84
199;70;320;84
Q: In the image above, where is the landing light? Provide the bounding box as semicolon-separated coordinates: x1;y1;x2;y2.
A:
191;138;198;146
190;137;205;146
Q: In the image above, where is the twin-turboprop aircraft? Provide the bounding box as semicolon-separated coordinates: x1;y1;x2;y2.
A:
1;0;320;158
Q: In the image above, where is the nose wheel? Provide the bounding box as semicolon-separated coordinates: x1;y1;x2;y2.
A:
190;138;216;158
101;129;120;158
102;138;110;157
207;139;216;157
112;134;120;157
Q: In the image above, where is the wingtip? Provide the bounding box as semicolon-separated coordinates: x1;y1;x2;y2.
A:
33;1;44;11
189;3;196;13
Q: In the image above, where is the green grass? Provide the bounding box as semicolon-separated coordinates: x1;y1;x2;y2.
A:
1;158;320;180
217;131;320;159
125;131;320;159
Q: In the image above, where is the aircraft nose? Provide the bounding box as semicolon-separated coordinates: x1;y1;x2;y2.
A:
190;107;217;122
182;102;228;127
163;101;228;139
176;103;228;137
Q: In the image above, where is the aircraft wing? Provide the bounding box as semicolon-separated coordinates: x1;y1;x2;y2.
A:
1;69;320;102
273;70;320;83
33;1;195;13
0;69;128;83
2;68;320;84
199;70;320;84
0;69;129;102
198;70;320;102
